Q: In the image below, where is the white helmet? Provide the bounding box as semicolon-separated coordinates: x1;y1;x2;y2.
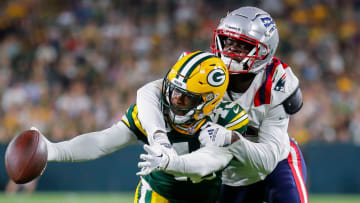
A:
211;6;279;74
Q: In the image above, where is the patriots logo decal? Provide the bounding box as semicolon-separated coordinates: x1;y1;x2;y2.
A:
274;73;286;92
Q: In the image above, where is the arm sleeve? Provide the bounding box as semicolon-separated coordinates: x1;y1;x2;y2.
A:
136;79;167;137
166;146;233;179
47;121;138;162
227;104;290;174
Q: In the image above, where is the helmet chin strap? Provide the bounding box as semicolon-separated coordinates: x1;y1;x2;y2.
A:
221;55;252;73
169;101;206;125
169;109;194;124
221;56;240;72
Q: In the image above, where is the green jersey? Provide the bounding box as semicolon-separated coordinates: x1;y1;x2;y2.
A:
122;101;248;203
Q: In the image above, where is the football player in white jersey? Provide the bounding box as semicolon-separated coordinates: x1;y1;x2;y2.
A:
136;6;308;203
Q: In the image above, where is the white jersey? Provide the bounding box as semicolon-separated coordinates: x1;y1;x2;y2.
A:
221;57;299;186
136;57;301;186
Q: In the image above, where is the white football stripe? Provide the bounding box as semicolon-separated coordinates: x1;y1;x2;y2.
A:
179;52;214;80
290;146;308;203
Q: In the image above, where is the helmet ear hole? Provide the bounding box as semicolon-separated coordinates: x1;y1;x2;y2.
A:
205;93;214;102
211;98;220;106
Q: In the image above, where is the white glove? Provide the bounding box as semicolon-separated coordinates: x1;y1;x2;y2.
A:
148;131;178;155
199;122;234;147
149;131;172;147
30;127;55;161
137;144;172;176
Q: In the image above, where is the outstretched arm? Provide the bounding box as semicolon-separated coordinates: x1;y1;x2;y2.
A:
138;144;233;180
167;146;233;179
37;121;138;162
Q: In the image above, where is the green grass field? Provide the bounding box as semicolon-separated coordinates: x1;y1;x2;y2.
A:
0;192;360;203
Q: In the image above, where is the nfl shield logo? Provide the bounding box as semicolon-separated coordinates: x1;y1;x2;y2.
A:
187;126;196;134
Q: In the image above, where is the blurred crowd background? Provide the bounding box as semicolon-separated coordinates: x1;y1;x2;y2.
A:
0;0;359;146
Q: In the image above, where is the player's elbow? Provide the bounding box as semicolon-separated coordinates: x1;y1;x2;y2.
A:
136;84;148;101
136;80;162;98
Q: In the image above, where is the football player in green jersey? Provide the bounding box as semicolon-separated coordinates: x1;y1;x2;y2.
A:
28;51;248;203
124;51;248;203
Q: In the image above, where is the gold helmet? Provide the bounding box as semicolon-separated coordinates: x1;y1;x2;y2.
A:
161;51;229;134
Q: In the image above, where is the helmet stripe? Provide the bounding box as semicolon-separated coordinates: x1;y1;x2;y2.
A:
176;51;203;79
179;52;215;82
183;55;215;83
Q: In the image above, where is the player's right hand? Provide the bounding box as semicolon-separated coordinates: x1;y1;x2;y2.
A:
137;144;171;176
30;127;55;161
148;131;178;156
199;122;233;147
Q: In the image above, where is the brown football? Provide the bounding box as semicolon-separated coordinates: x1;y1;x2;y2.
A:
5;130;47;184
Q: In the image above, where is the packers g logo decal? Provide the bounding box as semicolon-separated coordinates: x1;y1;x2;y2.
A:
207;68;226;87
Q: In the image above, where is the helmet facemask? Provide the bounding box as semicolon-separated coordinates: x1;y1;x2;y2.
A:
211;7;279;74
212;29;269;74
161;78;213;125
161;51;229;134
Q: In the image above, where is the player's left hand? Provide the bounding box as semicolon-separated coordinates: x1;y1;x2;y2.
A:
199;122;233;147
136;144;170;176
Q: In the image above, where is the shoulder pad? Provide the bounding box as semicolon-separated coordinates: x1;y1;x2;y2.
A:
254;59;300;107
122;104;148;143
270;65;300;107
213;101;248;134
282;87;303;115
